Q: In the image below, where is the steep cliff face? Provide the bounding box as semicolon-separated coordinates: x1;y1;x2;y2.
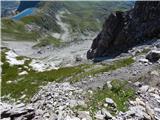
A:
87;1;160;59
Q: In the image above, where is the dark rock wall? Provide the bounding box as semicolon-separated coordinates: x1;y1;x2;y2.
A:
87;1;160;59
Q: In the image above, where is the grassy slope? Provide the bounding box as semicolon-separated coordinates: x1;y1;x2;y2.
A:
1;19;40;41
2;47;134;102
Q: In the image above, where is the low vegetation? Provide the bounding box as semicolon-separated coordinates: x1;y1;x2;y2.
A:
1;19;40;41
89;80;135;116
2;46;134;103
74;80;135;118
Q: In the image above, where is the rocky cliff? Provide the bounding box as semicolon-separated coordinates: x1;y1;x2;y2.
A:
87;1;160;59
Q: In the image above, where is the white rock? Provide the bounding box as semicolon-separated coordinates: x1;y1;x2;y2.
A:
105;98;115;106
139;58;149;63
6;81;12;84
106;81;112;89
150;70;159;76
139;85;149;93
18;71;28;76
145;102;155;119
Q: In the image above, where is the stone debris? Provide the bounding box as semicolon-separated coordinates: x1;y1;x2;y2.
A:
113;84;160;120
1;81;160;120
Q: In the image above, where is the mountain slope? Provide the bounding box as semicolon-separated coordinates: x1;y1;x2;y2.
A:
1;1;133;44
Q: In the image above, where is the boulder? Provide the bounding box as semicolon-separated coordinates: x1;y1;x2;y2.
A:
146;50;160;62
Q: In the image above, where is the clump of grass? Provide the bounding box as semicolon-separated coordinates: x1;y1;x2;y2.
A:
16;56;25;60
87;79;135;117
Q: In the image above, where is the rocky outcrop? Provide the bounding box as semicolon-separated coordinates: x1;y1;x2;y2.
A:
146;50;160;62
87;1;160;59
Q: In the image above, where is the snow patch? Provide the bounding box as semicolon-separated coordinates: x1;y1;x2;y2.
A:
5;50;25;65
29;59;59;72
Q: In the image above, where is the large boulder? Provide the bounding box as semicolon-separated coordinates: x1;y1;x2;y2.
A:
87;1;160;59
146;50;160;62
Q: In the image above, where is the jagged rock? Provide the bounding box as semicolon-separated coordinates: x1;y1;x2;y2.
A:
146;50;160;62
87;1;160;59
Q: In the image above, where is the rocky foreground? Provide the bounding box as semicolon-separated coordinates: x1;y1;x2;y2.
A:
1;82;160;120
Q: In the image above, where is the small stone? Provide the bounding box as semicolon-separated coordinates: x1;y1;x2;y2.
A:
133;82;142;87
106;81;112;89
75;55;83;62
18;71;28;76
105;98;116;107
78;111;92;120
6;81;12;84
139;85;149;93
154;108;160;113
145;102;155;119
135;98;145;106
103;103;108;108
150;70;159;76
139;58;149;63
143;112;151;120
95;111;104;120
101;108;113;119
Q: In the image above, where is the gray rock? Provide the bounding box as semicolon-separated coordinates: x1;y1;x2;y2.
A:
145;102;155;119
133;82;142;87
95;111;105;120
101;108;113;119
139;85;149;93
78;111;92;120
105;98;116;107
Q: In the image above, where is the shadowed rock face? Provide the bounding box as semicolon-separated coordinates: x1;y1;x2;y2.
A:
87;1;160;59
